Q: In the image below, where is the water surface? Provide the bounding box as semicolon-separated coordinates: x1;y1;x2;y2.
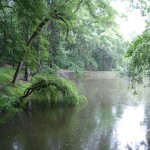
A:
0;72;150;150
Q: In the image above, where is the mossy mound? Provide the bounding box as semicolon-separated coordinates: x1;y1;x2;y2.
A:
20;75;86;107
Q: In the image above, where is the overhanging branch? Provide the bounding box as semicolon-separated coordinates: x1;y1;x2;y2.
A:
74;0;84;13
27;18;50;46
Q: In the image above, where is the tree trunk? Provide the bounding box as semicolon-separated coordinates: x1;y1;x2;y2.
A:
24;66;30;81
24;24;30;81
47;20;59;68
12;18;49;84
12;60;24;84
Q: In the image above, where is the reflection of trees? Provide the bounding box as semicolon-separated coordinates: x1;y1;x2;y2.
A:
0;107;81;150
73;75;130;149
0;74;141;150
20;107;84;150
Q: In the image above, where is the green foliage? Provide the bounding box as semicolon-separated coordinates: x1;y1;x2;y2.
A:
0;68;17;85
20;74;87;107
126;30;150;87
0;94;18;113
0;0;128;74
61;22;128;72
127;0;150;16
69;62;85;74
53;0;128;72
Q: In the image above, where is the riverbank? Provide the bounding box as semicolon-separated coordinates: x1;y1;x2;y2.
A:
0;67;31;113
0;67;87;125
0;67;85;113
58;70;117;79
0;67;118;113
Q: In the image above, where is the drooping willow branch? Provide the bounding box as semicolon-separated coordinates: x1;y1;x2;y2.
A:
19;77;86;106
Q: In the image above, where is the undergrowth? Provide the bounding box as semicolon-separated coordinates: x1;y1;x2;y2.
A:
0;67;31;113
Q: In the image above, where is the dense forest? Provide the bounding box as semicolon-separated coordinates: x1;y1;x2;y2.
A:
0;0;149;113
0;0;127;74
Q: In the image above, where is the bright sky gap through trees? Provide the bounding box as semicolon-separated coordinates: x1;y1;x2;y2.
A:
111;0;146;40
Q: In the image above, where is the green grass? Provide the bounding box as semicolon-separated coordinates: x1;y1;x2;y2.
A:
0;67;31;113
0;68;15;84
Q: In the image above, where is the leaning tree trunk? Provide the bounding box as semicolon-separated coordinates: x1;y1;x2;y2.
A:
24;23;32;82
12;61;24;84
12;18;49;84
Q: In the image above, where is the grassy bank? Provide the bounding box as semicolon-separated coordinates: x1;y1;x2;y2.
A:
0;67;31;113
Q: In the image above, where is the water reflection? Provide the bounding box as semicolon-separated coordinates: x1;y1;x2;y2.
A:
12;135;25;150
116;105;147;149
0;72;150;150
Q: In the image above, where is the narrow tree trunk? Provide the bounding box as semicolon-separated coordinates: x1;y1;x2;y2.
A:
12;54;15;68
24;66;30;81
47;20;59;68
12;61;24;84
24;24;30;81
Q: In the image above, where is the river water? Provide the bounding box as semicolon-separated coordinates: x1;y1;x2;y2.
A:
0;72;150;150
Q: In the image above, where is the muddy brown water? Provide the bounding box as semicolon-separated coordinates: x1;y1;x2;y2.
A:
0;72;150;150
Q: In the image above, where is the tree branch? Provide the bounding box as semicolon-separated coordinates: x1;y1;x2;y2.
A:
0;5;15;12
74;0;84;13
27;18;50;46
144;28;150;32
